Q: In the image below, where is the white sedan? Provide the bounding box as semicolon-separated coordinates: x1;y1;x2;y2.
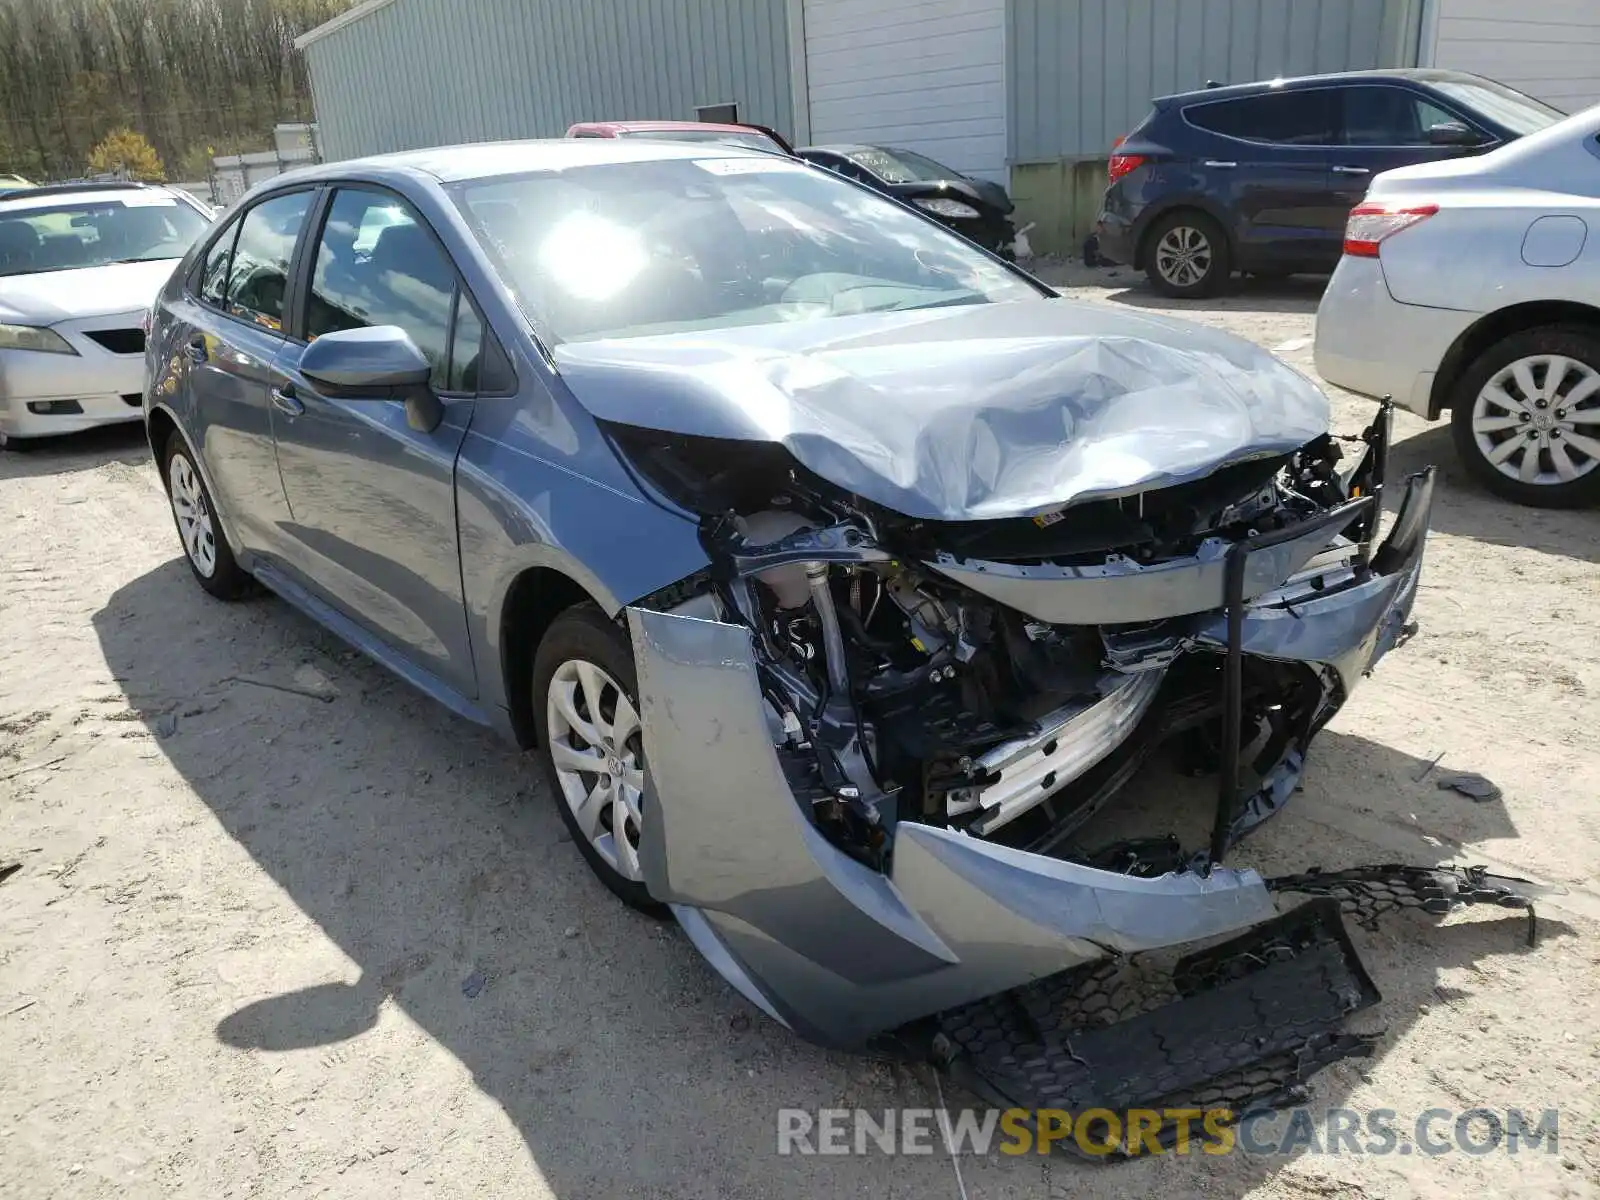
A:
0;182;212;445
1315;105;1600;507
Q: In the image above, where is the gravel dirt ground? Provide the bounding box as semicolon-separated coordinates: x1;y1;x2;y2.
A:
3;265;1599;1199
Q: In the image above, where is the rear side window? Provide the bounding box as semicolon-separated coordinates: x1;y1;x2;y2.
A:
1185;90;1335;146
225;191;313;331
1341;86;1461;146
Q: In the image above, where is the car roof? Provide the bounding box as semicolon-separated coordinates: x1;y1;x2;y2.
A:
1155;67;1498;106
569;120;776;136
0;181;181;211
263;136;775;188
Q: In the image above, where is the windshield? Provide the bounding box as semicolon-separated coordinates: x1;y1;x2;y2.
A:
455;156;1040;343
619;128;784;152
0;192;208;278
1432;78;1564;136
844;146;959;183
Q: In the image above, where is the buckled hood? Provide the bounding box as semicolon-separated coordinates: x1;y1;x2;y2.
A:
553;296;1329;522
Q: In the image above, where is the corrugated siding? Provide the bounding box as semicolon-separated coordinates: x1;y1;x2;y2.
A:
304;0;792;161
1009;0;1411;162
1430;0;1600;112
803;0;1008;182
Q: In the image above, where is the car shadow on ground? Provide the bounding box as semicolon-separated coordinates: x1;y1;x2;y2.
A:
1102;274;1328;316
92;559;1565;1195
1033;259;1327;316
1388;424;1600;567
0;422;150;479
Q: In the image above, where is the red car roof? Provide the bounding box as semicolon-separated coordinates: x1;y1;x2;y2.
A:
564;121;795;153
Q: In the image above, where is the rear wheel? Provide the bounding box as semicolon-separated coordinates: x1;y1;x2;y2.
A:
1449;326;1600;508
1144;210;1231;298
162;433;253;598
532;604;664;914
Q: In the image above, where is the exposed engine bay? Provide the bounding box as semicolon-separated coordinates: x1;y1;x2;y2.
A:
608;401;1546;1144
615;414;1380;869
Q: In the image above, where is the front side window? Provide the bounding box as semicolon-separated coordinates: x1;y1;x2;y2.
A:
454;155;1041;344
0;191;209;279
305;188;457;387
1341;86;1466;146
226;191;313;331
1186;90;1335;146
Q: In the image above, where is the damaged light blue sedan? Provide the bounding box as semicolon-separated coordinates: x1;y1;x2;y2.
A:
145;140;1538;1146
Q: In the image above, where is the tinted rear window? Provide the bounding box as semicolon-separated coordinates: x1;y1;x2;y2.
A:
1185;90;1335;145
1430;78;1564;136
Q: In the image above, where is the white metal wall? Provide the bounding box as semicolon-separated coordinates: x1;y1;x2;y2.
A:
801;0;1008;183
1426;0;1600;113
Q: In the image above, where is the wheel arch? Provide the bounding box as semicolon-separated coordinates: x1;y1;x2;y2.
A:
499;565;603;749
1430;300;1600;419
146;403;245;560
1133;198;1236;271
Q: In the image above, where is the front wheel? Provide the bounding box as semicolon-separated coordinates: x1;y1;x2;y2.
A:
1449;326;1600;508
532;604;664;914
1144;210;1231;298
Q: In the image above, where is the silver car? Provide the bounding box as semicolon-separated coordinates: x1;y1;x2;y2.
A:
0;182;212;444
143;138;1535;1129
1316;104;1600;508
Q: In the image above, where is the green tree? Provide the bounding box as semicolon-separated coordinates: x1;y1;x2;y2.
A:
87;128;166;180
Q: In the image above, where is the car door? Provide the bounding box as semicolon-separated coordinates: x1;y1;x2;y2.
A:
1329;84;1492;213
172;189;315;554
269;185;501;701
1182;89;1340;269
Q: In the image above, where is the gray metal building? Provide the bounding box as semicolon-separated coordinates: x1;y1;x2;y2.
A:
299;0;1428;252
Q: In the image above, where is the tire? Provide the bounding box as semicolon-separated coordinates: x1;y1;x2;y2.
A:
532;603;665;914
1143;210;1231;298
162;432;253;598
1448;325;1600;509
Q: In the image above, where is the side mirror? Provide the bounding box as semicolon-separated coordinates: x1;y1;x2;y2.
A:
1426;121;1482;147
300;325;444;433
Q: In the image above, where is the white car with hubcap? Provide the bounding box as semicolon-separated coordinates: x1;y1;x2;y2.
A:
1316;105;1600;507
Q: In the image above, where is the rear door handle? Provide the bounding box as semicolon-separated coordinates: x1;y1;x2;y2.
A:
1203;159;1238;169
1332;165;1371;176
185;335;207;363
269;383;304;417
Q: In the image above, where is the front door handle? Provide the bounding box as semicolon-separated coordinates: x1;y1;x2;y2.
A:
1202;159;1238;169
269;383;304;417
185;335;207;363
1332;165;1371;176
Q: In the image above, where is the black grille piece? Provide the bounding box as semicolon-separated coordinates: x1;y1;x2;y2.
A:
85;328;145;355
935;899;1381;1159
121;393;143;407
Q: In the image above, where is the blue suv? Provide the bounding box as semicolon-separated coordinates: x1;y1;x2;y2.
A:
1094;69;1563;297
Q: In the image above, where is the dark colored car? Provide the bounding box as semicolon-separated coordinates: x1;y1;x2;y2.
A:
797;144;1017;256
1095;69;1565;297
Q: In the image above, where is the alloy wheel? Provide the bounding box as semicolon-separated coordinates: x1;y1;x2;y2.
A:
1470;354;1600;487
545;658;647;882
168;452;218;578
1154;225;1213;290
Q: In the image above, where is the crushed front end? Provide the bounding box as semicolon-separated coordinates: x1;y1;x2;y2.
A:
613;402;1539;1144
